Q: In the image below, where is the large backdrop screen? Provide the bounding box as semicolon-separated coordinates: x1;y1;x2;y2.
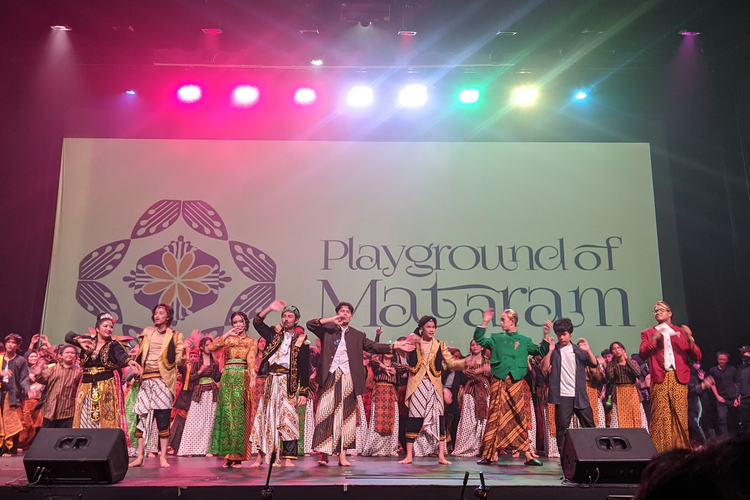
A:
43;139;661;354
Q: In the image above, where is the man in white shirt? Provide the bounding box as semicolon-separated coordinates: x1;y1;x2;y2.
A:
251;299;310;467
542;317;597;452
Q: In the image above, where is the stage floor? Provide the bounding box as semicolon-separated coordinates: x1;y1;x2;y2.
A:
1;454;639;500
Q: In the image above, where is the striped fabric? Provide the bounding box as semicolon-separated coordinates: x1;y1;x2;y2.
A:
480;375;530;459
312;369;356;455
133;377;173;438
251;373;299;462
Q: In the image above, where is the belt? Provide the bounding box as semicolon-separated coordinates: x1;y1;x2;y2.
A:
269;364;290;375
82;367;114;384
141;372;162;380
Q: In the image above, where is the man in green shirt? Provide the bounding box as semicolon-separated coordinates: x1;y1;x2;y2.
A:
473;308;549;466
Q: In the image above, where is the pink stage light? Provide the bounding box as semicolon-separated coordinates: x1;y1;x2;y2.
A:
294;88;317;105
232;85;260;107
177;85;202;103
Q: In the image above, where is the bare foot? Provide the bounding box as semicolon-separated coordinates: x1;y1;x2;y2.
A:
128;456;145;468
206;453;214;458
438;458;452;465
338;459;351;466
160;459;170;468
398;458;413;464
148;452;156;458
250;458;263;468
512;451;520;458
231;462;242;469
318;453;329;466
282;459;295;468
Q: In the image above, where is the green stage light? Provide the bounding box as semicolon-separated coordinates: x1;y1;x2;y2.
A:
458;88;480;104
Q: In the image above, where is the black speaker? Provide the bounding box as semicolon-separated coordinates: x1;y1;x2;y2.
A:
23;428;129;484
561;428;656;484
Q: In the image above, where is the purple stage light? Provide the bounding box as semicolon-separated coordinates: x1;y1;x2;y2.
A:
177;85;202;103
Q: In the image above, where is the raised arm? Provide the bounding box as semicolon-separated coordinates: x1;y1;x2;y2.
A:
473;308;495;349
440;342;467;372
254;299;286;342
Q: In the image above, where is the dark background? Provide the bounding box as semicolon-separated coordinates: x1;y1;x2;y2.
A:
1;0;748;367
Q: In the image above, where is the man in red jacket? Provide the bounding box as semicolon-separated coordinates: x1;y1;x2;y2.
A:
639;301;702;453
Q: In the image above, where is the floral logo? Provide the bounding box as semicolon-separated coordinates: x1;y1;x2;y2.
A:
76;199;277;331
123;236;231;322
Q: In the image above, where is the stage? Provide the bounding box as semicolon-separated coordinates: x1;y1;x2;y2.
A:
1;454;638;500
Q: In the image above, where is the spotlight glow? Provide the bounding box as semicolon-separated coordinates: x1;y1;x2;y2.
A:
512;87;537;104
311;59;323;66
177;85;202;103
232;85;260;107
575;91;587;100
347;86;374;107
294;87;317;105
458;88;480;104
398;85;428;107
125;90;136;95
50;25;72;31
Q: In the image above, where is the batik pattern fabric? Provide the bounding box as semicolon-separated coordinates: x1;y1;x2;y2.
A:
479;375;530;459
178;382;218;456
409;377;443;457
355;395;368;455
208;362;253;459
610;384;648;430
303;399;315;455
0;393;23;451
133;377;173;438
586;384;606;428
451;392;489;457
250;373;299;463
312;368;357;455
361;382;400;457
75;372;130;444
649;370;690;453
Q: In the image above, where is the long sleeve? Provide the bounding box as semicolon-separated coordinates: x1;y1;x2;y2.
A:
473;327;493;349
173;330;187;367
362;335;395;355
109;341;133;368
209;336;226;351
297;343;310;397
440;343;466;372
306;318;329;338
253;314;276;343
16;358;31;395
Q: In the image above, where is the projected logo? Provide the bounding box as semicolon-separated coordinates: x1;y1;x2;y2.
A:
75;199;276;335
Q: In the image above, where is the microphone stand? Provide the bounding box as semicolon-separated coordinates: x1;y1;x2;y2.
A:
458;471;470;500
260;450;277;500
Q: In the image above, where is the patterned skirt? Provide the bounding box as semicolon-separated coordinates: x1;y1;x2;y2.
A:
409;377;444;457
74;372;129;445
133;377;173;439
650;371;690;453
361;383;399;457
610;384;648;430
587;385;607;428
209;363;253;460
178;390;218;456
250;373;299;463
1;394;23;450
312;369;357;455
451;392;489;457
304;399;315;455
480;376;530;459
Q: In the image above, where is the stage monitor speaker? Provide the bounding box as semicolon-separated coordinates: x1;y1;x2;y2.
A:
561;428;656;484
23;428;128;484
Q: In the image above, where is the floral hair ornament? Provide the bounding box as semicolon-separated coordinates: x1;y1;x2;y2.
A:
503;309;518;323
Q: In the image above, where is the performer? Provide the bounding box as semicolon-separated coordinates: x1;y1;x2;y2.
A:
474;308;548;466
541;317;597;454
1;334;29;456
607;341;648;430
708;351;738;437
208;311;258;468
251;300;310;468
32;344;82;428
639;301;702;453
168;347;200;454
585;357;607;428
398;316;465;465
736;346;750;434
361;353;409;457
177;337;221;456
130;304;186;468
66;313;141;437
452;340;491;457
306;301;414;467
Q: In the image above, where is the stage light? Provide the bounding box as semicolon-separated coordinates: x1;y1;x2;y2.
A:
294;88;317;105
679;31;700;36
177;85;202;103
125;90;136;95
398;30;417;36
575;91;587;100
347;86;374;107
232;86;260;107
50;25;72;31
512;87;537;105
398;85;427;108
458;89;480;104
311;59;323;66
202;28;223;35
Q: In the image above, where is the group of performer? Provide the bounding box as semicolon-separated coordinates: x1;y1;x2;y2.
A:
3;298;748;469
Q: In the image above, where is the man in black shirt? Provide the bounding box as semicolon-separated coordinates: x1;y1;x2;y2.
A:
708;351;738;436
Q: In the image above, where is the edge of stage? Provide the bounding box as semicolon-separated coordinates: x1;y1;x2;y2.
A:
1;455;638;500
